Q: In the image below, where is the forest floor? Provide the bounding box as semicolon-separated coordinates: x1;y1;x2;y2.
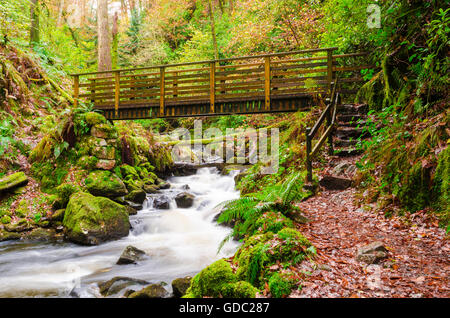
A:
290;180;449;298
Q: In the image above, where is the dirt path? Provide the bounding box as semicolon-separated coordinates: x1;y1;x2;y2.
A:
290;188;449;298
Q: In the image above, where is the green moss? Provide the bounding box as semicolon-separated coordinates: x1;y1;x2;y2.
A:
84;170;128;198
1;215;11;224
55;183;81;208
184;259;237;298
15;199;29;218
221;281;259;298
63;192;130;245
268;272;297;298
85;112;107;126
254;211;294;235
77;155;99;170
433;147;449;223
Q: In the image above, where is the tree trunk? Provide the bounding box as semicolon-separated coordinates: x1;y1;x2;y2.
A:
208;0;218;60
30;0;40;46
111;12;119;69
97;0;112;73
56;0;65;27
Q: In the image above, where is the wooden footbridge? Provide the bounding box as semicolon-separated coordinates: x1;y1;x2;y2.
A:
71;47;370;120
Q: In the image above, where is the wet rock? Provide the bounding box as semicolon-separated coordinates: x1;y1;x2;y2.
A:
181;184;190;190
356;241;388;264
63;192;130;245
234;171;247;184
98;277;149;297
117;245;147;265
0;172;28;193
319;175;352;190
175;192;195;208
125;205;138;216
143;184;159;193
84;170;128;198
0;229;21;242
153;195;170;209
51;209;65;222
4;219;34;233
171;276;192;298
125;189;146;205
128;284;169;298
95;159;116;170
158;181;171;190
22;228;56;242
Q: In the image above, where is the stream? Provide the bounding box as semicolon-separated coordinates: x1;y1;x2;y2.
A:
0;167;241;297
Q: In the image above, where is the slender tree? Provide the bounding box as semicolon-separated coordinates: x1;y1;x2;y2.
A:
207;0;218;59
111;11;119;69
30;0;40;46
97;0;112;72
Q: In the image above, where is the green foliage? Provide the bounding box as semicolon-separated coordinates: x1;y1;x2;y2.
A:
268;272;297;298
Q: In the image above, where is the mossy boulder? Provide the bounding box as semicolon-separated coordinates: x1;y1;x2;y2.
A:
234;229;311;287
125;189;146;205
171;277;192;298
91;124;118;139
85;112;107;126
1;215;12;224
55;183;81;208
268;272;297;298
128;284;169;298
175;192;195;208
184;259;258;298
84;170;128;198
184;259;237;298
0;229;21;242
63;192;130;245
0;172;28;193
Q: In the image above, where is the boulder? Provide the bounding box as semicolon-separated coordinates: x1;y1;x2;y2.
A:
158;181;171;190
4;219;34;233
153;195;171;209
98;277;149;297
84;170;128;198
117;245;147;265
356;241;388;264
0;229;21;242
63;192;130;245
95;159;116;170
125;189;146;205
171;276;192;298
0;172;28;193
175;192;195;208
143;184;159;194
51;209;65;222
22;228;57;242
319;175;352;190
91;124;118;139
128;284;169;298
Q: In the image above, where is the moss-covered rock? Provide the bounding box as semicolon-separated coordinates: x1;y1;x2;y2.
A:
125;189;146;204
55;183;81;208
91;124;118;139
128;284;169;298
268;272;297;298
172;277;192;298
0;229;21;242
63;192;130;245
1;215;12;224
220;281;259;298
0;172;28;193
85;112;107;126
433;146;449;216
84;170;128;198
184;259;237;298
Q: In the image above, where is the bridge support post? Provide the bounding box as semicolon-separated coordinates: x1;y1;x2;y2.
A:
73;75;79;107
114;71;120;118
306;127;312;182
326;105;334;156
210;62;216;114
264;56;271;110
159;67;165;117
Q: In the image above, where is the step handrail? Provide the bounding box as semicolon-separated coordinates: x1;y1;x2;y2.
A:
305;76;340;182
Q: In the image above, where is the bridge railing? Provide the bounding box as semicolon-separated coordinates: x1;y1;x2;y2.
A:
71;48;370;119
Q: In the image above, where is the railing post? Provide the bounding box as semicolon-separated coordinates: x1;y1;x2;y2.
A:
159;66;165;117
264;56;271;110
306;127;312;182
210;62;216;114
173;71;178;98
327;49;333;94
114;71;120;118
73;75;79;107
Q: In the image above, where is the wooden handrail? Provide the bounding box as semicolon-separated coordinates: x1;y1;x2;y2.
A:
306;76;340;182
70;47;338;77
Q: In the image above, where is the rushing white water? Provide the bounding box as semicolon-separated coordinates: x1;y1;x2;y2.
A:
0;167;240;297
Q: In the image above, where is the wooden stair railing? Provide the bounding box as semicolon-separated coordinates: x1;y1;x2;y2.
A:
305;76;340;182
